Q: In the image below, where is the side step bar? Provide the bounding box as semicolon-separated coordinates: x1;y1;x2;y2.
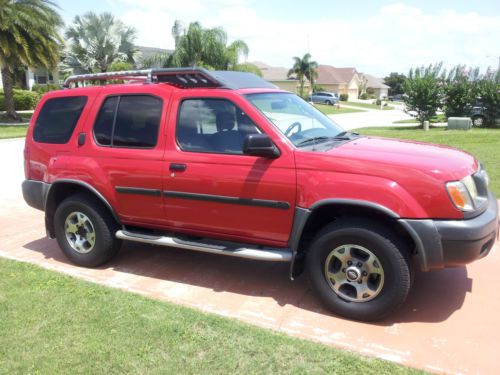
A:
116;230;292;262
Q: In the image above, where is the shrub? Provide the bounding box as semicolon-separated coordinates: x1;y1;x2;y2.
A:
339;93;348;101
403;63;444;125
32;84;61;95
369;95;376;99
478;71;500;127
443;65;479;118
359;92;368;100
375;99;382;106
0;89;41;111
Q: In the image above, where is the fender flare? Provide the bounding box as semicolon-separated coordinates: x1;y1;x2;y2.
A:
45;179;121;231
288;199;402;279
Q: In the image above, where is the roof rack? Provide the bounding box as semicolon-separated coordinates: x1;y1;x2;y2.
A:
63;67;277;90
63;68;222;89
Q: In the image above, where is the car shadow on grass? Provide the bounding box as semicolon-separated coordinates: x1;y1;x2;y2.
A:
23;237;471;325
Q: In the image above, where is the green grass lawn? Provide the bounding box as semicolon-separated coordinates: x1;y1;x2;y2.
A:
315;103;363;115
393;114;447;124
0;125;28;139
341;101;395;110
354;126;500;196
0;258;422;374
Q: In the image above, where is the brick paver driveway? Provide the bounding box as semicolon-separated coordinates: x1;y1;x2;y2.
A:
1;138;499;374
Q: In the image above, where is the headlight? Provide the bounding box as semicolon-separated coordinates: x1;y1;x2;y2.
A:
446;172;487;212
446;180;474;211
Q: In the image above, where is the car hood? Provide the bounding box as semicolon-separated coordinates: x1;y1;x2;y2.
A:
294;136;478;218
296;136;477;183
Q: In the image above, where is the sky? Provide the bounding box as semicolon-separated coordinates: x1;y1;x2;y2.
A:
58;0;500;77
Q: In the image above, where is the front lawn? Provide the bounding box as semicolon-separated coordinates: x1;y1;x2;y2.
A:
393;114;447;124
314;103;363;115
354;126;500;196
0;125;28;139
342;101;395;110
0;258;420;374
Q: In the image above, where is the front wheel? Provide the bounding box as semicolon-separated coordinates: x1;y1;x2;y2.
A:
54;193;121;267
306;218;411;321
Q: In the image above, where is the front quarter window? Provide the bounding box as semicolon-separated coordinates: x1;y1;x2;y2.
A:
245;92;345;147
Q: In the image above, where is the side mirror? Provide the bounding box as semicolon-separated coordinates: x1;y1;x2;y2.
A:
243;134;280;158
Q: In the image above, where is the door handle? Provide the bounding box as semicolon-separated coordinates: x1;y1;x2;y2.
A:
169;163;187;172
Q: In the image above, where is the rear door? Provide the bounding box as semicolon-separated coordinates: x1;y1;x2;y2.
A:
162;91;296;246
83;86;170;226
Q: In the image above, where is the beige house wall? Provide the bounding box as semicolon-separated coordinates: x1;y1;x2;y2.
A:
270;80;311;95
318;84;342;94
271;80;298;93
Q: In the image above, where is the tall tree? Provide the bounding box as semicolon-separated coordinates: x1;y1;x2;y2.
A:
65;12;137;73
288;53;317;97
0;0;63;120
142;21;249;71
443;65;480;118
384;72;406;95
403;63;444;126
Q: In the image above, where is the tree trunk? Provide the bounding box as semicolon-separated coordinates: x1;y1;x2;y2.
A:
1;66;19;121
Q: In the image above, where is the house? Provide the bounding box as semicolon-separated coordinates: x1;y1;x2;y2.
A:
0;67;59;91
359;73;390;99
315;65;361;100
251;61;309;94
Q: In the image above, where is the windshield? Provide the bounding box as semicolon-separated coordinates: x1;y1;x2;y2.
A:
245;92;344;147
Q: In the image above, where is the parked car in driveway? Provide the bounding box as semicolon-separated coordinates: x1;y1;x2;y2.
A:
308;91;339;105
470;105;500;127
22;68;499;322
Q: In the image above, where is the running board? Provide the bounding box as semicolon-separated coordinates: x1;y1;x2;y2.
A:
116;230;292;262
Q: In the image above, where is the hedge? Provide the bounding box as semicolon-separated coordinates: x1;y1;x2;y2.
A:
0;89;41;111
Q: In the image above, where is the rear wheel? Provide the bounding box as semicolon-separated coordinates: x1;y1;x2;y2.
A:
471;115;485;127
306;218;411;321
54;193;121;267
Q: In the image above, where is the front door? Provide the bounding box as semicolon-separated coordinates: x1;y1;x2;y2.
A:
163;94;296;246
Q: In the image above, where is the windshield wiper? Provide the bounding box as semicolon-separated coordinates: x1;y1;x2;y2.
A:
296;136;332;147
332;131;359;140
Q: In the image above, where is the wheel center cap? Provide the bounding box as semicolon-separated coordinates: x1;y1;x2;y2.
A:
346;266;361;282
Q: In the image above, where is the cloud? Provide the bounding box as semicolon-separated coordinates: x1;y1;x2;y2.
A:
116;1;500;76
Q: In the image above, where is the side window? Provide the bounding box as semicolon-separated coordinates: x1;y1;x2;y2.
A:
93;95;162;148
33;96;87;144
176;99;260;154
94;97;118;146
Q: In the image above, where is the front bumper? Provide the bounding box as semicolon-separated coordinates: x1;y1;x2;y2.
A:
401;193;499;271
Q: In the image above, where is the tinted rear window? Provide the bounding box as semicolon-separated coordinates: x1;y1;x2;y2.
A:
33;96;88;144
93;95;162;148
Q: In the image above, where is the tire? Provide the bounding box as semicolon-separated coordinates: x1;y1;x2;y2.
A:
471;115;485;127
325;100;333;105
306;218;411;321
54;193;122;267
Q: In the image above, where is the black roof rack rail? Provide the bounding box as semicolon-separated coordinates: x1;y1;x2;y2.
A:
63;67;278;90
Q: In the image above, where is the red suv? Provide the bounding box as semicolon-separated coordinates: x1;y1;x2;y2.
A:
22;68;499;321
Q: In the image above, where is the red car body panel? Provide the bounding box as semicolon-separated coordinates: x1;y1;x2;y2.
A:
24;82;478;248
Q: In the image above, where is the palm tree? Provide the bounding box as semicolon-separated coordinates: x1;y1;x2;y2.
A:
0;0;63;120
65;12;137;73
142;21;249;71
288;53;318;97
